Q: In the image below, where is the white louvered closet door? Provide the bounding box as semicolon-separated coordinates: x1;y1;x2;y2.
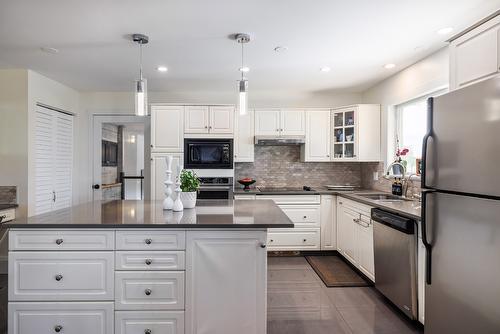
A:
35;105;74;214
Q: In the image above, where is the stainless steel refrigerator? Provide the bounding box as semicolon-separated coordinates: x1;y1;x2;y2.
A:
422;76;500;333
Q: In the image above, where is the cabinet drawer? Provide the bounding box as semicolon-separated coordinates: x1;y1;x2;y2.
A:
257;195;320;204
8;302;114;334
0;208;15;223
8;252;114;301
279;205;320;226
116;251;185;271
116;230;186;250
115;311;184;334
9;230;114;251
115;271;185;310
267;228;320;250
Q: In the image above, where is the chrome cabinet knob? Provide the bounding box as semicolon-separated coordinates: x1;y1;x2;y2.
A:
54;325;63;333
55;274;63;281
270;239;274;242
145;259;152;265
144;329;152;334
55;238;64;245
145;238;152;245
145;288;152;296
205;126;208;128
303;239;307;242
303;215;307;219
260;243;266;248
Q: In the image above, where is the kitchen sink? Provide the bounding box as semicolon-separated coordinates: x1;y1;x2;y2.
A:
357;193;413;202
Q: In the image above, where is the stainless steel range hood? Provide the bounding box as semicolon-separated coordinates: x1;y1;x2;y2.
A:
254;136;305;146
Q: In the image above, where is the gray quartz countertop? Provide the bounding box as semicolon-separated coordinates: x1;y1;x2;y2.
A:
0;204;18;210
5;199;294;229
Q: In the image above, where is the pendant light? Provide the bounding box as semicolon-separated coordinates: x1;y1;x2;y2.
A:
235;34;250;116
132;34;149;116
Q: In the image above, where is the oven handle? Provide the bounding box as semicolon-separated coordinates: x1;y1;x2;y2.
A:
199;186;232;191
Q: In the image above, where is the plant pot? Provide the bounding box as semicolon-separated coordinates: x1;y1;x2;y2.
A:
180;191;197;209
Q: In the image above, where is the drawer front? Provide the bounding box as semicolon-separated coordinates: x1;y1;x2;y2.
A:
234;195;256;200
115;271;185;310
116;251;185;271
9;252;114;301
279;205;320;226
267;228;320;250
8;302;114;334
0;208;15;223
9;230;115;251
338;197;372;215
116;231;186;250
257;195;320;204
115;311;184;334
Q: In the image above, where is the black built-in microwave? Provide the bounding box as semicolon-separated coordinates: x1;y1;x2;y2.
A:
184;138;233;169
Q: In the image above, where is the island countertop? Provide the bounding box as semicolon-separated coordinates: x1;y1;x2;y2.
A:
5;199;294;229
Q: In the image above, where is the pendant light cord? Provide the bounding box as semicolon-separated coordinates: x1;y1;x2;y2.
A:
241;42;244;80
139;41;143;80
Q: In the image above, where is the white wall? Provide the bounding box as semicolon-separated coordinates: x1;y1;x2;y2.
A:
362;48;449;164
0;69;28;217
27;70;82;216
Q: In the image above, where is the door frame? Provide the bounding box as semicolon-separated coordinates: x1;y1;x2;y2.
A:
91;114;150;201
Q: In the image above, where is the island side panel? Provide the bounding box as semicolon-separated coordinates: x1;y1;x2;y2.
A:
185;230;267;334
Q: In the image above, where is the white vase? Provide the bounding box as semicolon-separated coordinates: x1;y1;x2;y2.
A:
180;191;197;209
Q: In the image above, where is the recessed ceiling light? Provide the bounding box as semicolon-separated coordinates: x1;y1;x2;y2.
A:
157;66;168;72
437;27;453;35
383;63;396;69
320;66;331;72
40;47;59;54
239;66;250;73
274;46;288;53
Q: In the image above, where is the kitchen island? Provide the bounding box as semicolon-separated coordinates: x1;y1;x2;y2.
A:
6;199;293;334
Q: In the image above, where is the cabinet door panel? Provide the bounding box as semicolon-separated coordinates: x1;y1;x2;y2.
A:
304;110;331;161
255;110;280;136
281;110;305;136
185;106;209;133
209;106;234;134
186;231;266;334
151;153;183;201
357;215;374;281
151;106;184;151
320;195;336;250
337;204;358;264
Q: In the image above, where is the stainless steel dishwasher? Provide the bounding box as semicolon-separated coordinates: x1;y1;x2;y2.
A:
371;208;418;320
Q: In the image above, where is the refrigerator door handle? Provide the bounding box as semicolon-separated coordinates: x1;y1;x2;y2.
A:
421;189;435;285
421;97;434;189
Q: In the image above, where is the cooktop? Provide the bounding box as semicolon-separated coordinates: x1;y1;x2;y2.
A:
257;186;315;192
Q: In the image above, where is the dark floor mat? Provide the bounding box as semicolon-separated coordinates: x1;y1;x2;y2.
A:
305;255;371;287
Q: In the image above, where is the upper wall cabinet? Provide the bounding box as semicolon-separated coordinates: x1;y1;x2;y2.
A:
151;105;184;152
184;106;234;135
255;109;305;137
301;110;331;162
450;14;500;90
331;104;380;162
234;109;255;162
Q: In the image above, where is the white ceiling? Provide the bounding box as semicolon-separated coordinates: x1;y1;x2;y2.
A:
0;0;499;94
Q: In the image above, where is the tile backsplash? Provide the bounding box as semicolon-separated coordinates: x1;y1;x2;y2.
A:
235;146;362;189
0;186;17;204
360;162;421;197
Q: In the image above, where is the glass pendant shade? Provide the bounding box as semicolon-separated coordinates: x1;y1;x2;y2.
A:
238;79;248;116
135;78;148;116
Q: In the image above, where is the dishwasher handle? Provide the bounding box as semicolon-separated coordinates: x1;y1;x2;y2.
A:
371;208;415;234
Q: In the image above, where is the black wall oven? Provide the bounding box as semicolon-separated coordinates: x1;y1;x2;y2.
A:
184;138;233;169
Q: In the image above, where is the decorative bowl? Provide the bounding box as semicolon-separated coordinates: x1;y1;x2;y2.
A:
237;178;256;191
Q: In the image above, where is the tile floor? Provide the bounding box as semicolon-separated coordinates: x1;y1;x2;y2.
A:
267;256;423;334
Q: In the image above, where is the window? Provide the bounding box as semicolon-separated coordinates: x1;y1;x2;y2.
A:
395;90;446;173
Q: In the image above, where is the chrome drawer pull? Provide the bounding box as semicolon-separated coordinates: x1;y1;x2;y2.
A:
260;243;267;248
303;239;307;242
55;274;63;281
145;238;152;245
145;288;152;296
55;238;64;245
54;325;63;333
145;259;152;265
144;329;152;334
303;216;307;219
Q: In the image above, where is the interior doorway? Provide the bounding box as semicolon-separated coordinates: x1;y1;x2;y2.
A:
92;115;149;201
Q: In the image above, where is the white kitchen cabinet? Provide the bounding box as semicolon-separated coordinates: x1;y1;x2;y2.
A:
280;109;306;136
184;106;210;134
115;311;184;334
301;109;331;162
255;109;305;137
185;105;234;135
8;302;114;334
115;230;186;251
255;109;281;136
234;108;254;162
336;197;375;281
9;230;114;251
331;104;380;162
209;106;234;134
151;105;184;152
417;234;426;325
450;14;500;90
115;251;185;271
267;228;320;251
320;195;336;250
186;231;267;334
150;153;183;201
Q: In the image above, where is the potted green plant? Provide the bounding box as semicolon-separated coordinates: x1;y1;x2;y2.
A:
179;169;200;209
